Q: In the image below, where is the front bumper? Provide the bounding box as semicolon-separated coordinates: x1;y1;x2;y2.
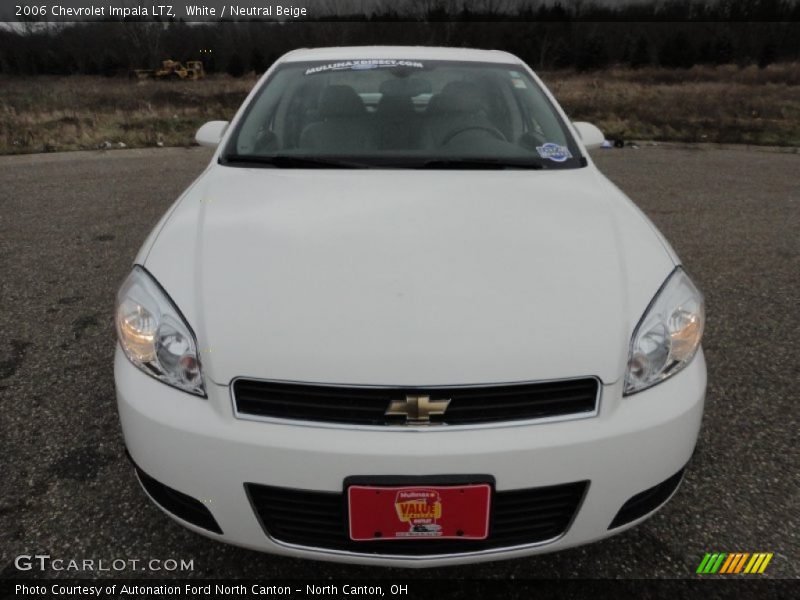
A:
115;347;706;567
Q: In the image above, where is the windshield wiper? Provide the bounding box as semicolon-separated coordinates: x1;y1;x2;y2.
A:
222;154;547;170
416;158;545;170
223;154;370;169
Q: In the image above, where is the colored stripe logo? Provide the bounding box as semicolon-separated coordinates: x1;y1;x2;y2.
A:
696;552;773;574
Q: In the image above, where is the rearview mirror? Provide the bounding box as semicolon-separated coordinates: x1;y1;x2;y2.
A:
195;120;229;148
572;122;605;150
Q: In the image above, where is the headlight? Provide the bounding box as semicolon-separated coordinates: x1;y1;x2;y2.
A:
624;267;705;395
116;266;205;397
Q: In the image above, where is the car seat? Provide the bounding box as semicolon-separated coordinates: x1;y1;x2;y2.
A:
299;85;377;153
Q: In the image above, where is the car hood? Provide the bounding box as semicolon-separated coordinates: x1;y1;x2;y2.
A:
143;165;676;386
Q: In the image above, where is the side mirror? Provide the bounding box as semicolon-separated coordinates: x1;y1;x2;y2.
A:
572;122;605;150
195;120;229;148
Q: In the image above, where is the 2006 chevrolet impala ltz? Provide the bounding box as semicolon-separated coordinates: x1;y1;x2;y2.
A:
115;47;706;566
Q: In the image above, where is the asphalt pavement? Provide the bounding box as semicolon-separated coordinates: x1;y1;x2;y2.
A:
0;144;797;579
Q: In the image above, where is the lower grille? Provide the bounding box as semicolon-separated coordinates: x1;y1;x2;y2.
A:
233;378;599;426
135;466;222;534
246;480;588;555
609;468;685;529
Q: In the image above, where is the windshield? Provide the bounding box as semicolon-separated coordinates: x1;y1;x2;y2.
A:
222;59;584;169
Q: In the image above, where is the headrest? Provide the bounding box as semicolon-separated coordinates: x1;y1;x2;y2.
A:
433;81;485;113
377;94;414;115
319;85;365;118
379;77;432;97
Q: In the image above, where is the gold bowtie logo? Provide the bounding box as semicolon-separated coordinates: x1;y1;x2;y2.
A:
385;394;451;425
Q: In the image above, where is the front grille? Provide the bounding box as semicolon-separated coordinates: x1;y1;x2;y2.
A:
233;378;599;426
246;480;588;555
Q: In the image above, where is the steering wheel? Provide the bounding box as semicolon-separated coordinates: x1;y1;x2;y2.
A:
441;125;507;146
519;130;548;150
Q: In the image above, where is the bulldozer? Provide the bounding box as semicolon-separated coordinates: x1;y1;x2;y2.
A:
132;59;205;80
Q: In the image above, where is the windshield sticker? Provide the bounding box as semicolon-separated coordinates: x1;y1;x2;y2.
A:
305;60;424;75
511;78;527;89
508;70;523;77
536;143;573;162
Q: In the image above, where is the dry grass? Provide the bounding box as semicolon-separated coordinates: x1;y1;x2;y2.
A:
1;64;799;155
0;75;256;155
541;63;800;146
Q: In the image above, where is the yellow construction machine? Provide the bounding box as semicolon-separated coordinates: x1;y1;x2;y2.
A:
132;60;205;80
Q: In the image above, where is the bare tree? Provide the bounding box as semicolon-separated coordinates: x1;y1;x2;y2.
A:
121;22;165;69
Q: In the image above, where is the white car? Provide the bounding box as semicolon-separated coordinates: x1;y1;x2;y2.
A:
115;46;706;567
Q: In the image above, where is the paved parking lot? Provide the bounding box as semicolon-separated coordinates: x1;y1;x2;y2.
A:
0;145;797;579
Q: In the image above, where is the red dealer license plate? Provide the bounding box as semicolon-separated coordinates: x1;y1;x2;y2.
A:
348;484;492;541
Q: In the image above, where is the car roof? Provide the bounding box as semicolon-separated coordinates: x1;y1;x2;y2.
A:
278;46;524;65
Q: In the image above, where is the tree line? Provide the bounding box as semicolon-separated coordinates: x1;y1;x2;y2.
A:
0;0;798;76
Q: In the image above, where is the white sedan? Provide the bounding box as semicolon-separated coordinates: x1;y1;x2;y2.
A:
115;46;706;566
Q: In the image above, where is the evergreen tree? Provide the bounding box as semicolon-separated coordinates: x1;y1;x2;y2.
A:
629;34;651;69
758;40;777;68
659;31;696;68
226;52;246;77
575;36;609;72
711;33;735;64
251;46;267;74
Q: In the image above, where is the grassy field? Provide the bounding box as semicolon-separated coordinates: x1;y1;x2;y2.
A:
1;63;799;155
548;64;800;147
0;75;253;155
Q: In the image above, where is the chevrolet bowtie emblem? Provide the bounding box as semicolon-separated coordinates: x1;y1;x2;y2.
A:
385;394;451;425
